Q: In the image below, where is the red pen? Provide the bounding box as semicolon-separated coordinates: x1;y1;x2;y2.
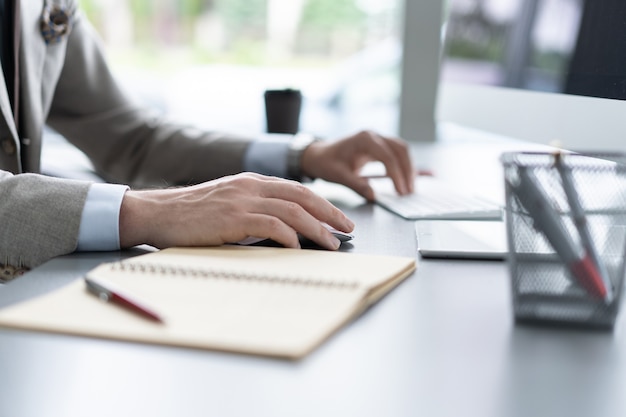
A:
85;275;164;323
512;167;607;300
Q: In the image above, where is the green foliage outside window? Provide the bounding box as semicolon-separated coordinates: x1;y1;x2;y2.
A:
77;0;396;69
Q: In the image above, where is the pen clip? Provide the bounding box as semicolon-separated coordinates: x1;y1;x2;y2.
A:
85;276;112;302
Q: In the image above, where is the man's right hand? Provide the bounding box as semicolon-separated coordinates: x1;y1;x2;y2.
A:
119;173;355;251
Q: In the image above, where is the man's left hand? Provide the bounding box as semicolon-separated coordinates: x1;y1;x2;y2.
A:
300;130;415;201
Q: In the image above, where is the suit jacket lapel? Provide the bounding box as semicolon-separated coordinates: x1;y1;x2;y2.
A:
0;76;17;146
0;67;17;139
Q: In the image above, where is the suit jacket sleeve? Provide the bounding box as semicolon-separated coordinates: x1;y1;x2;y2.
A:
46;9;254;188
0;4;256;270
0;170;90;268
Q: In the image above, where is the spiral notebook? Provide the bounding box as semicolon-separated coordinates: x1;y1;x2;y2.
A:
0;246;415;360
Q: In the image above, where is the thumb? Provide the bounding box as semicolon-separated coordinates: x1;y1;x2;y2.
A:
341;174;375;201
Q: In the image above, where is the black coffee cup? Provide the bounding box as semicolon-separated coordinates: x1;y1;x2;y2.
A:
264;89;302;134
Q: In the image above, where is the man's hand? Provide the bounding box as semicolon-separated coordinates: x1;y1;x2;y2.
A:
119;173;354;251
300;130;414;201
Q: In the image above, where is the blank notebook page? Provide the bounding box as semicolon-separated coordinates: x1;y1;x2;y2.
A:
0;246;415;359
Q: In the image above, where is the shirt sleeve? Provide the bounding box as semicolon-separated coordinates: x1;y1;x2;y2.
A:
77;183;129;251
243;134;291;177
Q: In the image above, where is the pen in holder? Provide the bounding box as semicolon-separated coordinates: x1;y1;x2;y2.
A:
501;151;626;328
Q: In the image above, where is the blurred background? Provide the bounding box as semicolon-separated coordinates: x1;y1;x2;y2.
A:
77;0;404;139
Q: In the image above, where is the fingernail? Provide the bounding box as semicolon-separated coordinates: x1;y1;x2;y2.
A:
329;236;341;250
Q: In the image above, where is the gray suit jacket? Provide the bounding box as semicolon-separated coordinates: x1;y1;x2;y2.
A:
0;0;255;269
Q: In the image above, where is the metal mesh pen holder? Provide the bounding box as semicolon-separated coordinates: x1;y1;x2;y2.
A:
502;151;626;328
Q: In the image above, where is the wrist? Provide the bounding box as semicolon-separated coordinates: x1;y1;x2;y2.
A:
287;133;320;181
119;190;158;248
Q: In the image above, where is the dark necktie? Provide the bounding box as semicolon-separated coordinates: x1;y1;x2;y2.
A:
0;0;19;125
12;0;19;125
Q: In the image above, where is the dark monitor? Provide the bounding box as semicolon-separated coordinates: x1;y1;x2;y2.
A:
436;0;626;150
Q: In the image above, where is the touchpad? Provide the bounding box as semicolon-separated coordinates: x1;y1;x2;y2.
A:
416;220;507;260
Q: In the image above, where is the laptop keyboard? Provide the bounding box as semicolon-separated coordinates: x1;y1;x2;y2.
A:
371;176;503;220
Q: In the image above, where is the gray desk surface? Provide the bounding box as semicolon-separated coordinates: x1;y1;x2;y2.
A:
2;134;625;417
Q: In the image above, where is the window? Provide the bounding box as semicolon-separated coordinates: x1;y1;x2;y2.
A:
78;0;402;137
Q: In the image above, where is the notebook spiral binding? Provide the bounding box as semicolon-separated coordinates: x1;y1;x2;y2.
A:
107;261;361;290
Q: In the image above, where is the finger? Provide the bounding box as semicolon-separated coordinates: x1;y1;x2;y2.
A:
251;198;343;250
358;132;410;195
335;168;376;201
382;137;415;193
239;213;301;249
255;180;355;233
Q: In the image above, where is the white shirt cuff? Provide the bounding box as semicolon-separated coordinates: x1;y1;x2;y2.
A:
77;183;129;251
243;134;291;177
